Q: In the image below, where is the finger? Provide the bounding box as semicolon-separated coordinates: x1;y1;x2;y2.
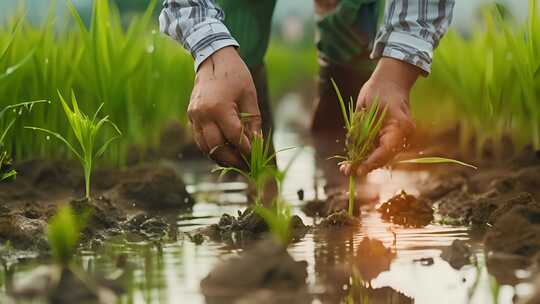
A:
202;122;245;168
191;122;210;154
339;163;349;175
356;131;402;176
216;111;252;155
238;88;262;137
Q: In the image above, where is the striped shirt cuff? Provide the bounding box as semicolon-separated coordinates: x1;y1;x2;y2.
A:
186;21;239;71
371;31;434;75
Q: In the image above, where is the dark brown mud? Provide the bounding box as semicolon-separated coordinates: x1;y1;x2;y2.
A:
440;239;474;269
377;190;434;227
318;210;361;228
0;160;194;253
200;238;309;304
9;264;125;303
188;208;309;245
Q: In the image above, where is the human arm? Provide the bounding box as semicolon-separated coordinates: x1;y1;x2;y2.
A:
159;1;261;167
342;0;455;176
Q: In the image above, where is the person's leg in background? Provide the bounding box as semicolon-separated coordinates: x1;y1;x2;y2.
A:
217;0;277;139
218;1;277;204
312;0;380;209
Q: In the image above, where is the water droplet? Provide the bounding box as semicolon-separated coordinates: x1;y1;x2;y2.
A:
146;45;155;53
44;58;49;64
46;136;50;140
5;67;14;75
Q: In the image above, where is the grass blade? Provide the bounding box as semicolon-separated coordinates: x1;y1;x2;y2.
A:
397;157;477;169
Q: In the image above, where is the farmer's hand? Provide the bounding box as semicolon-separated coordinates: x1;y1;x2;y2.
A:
188;46;261;168
341;57;420;177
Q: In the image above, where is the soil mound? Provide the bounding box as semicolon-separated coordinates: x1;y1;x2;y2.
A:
440;240;473;269
189;208;309;244
200;239;308;302
378;191;434;227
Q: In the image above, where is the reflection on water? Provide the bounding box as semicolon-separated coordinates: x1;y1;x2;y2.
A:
0;130;533;304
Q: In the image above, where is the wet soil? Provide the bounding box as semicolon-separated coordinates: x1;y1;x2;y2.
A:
302;189;362;218
412;146;540;288
440;239;474;269
188;207;309;245
377;190;434;227
318;210;361;228
0;160;194;253
200;238;308;304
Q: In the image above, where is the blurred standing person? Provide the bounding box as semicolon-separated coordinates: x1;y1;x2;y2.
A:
159;0;455;198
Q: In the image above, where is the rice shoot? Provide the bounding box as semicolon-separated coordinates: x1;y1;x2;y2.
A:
26;92;121;199
331;79;386;216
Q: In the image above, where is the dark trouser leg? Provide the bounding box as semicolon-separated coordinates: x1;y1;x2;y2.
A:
311;60;371;191
250;64;273;139
312;0;378;192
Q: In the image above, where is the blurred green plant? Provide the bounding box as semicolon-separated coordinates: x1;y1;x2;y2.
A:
265;42;317;102
26;92;121;199
253;198;292;244
0;0;194;165
412;0;540;156
47;204;87;266
0;101;47;181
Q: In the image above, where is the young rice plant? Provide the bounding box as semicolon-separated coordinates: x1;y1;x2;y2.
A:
26;92;121;199
332;80;476;217
331;79;386;217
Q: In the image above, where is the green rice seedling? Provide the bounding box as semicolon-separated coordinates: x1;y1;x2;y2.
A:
331;79;386;217
213;133;292;205
252;148;301;244
47;204;88;266
253;198;292;244
26;92;121;200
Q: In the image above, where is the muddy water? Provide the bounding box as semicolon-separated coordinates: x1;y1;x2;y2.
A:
0;130;534;303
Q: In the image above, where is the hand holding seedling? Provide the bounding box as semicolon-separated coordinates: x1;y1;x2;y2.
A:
188;46;262;168
341;57;420;177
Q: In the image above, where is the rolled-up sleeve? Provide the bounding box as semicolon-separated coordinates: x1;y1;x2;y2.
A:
370;0;455;74
159;0;239;71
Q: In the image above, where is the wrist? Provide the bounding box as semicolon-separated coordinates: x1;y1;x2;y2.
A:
370;57;422;92
198;46;239;74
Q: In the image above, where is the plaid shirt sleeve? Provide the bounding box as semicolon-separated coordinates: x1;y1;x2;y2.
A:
159;0;239;71
371;0;455;74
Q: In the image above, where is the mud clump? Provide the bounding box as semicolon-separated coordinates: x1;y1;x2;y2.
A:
484;204;540;257
190;208;308;244
378;191;434;227
440;240;473;269
123;213;170;239
470;192;538;227
200;238;308;302
0;213;48;250
115;166;195;211
487;252;530;285
319;210;360;228
9;265;122;304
